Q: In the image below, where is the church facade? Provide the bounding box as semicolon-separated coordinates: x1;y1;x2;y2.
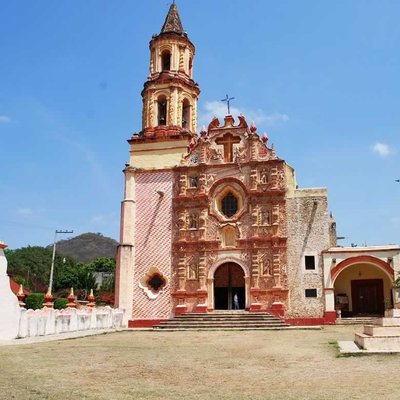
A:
115;4;400;327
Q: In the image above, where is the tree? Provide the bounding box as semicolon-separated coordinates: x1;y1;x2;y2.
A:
5;246;76;292
87;257;116;273
54;263;97;300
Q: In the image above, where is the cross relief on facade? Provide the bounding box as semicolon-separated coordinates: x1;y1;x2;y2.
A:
215;132;241;162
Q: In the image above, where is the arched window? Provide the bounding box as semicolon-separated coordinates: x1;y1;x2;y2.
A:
161;51;171;71
221;192;238;218
157;96;167;126
182;99;190;128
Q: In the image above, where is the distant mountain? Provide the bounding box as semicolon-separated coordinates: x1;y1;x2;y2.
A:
51;233;118;263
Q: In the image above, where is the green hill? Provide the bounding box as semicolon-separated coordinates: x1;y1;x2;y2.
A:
52;233;118;263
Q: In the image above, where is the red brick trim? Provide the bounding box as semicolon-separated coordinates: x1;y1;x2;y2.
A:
331;255;394;282
128;319;167;328
323;311;337;324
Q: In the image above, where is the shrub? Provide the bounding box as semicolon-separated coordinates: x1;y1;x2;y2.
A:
25;293;44;310
54;298;68;309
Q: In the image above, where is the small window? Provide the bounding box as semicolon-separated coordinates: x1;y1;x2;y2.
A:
305;289;317;298
305;255;316;270
221;192;238;218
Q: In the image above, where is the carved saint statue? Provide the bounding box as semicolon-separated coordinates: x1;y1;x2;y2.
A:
189;214;198;229
187;264;198;280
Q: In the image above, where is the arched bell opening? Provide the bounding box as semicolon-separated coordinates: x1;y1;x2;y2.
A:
182;98;191;129
161;50;171;71
157;95;167;126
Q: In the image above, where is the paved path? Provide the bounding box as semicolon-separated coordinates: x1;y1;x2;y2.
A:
0;328;130;346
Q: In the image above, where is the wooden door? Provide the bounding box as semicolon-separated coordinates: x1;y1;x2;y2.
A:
351;279;384;315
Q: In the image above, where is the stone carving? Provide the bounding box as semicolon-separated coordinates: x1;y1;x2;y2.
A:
179;174;187;195
260;168;269;184
188;213;198;230
207;146;223;163
187;263;198;280
233;144;247;163
189;175;198;188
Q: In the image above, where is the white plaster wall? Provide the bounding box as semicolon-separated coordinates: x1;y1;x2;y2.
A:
0;245;21;340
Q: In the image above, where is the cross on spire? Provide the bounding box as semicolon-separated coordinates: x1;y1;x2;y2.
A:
215;132;241;162
221;94;235;115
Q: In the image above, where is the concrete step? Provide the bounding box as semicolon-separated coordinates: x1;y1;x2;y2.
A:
154;311;289;331
337;317;377;325
355;333;400;351
173;316;281;322
154;326;294;332
363;325;400;337
157;323;288;328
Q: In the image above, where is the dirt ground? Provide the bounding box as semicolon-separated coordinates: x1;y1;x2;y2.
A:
0;325;399;400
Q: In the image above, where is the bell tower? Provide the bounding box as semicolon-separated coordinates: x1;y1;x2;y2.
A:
115;3;199;325
129;2;200;169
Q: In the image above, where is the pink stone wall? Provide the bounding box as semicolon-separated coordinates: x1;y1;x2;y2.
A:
133;171;174;319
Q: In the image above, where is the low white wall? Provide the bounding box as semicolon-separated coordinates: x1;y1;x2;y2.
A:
17;306;125;338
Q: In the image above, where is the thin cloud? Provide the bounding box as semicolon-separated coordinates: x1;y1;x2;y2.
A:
391;217;400;226
198;100;288;131
372;142;392;157
17;208;33;216
91;215;107;224
0;115;11;123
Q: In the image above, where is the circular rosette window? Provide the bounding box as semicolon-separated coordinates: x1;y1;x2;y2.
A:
139;267;168;299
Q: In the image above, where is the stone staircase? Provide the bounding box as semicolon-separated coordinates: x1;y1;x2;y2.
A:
153;311;291;331
336;317;377;325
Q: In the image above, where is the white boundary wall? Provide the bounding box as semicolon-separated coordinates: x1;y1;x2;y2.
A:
17;306;125;338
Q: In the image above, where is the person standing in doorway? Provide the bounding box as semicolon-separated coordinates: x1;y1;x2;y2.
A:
233;292;240;310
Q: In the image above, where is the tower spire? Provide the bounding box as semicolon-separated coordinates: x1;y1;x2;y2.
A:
161;3;185;35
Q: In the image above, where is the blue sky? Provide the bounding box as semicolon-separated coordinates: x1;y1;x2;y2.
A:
1;0;399;249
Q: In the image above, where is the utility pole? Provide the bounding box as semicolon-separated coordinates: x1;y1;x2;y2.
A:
48;229;73;293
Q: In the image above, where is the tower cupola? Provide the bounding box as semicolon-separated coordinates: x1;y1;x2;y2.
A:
138;3;200;138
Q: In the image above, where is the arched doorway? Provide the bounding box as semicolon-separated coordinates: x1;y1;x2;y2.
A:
214;262;245;310
333;262;392;317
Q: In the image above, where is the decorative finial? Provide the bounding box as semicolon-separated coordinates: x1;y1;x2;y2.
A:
17;284;26;308
43;287;54;308
250;121;257;133
67;287;77;308
87;289;96;308
262;132;268;143
200;125;207;137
